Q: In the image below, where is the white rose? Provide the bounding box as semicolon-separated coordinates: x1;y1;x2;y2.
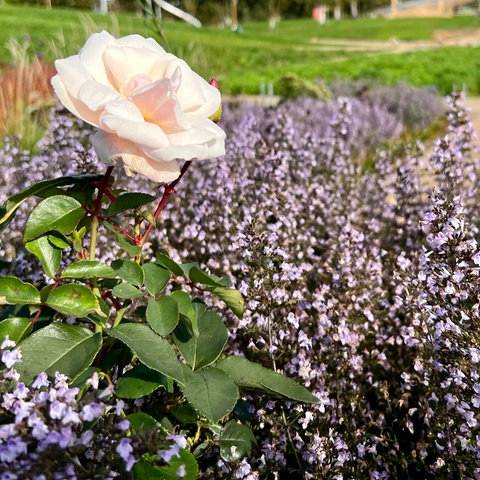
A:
51;31;225;183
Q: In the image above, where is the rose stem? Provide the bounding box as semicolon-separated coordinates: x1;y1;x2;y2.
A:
89;166;114;261
138;160;192;246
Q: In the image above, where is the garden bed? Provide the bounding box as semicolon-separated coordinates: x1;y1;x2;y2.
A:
1;82;478;478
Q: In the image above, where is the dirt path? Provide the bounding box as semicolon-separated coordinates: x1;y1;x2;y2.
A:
304;29;480;55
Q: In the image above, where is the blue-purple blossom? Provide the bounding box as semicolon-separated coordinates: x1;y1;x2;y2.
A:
116;437;136;471
81;402;104;422
158;443;181;462
176;464;187;478
1;348;22;370
0;366;136;477
0;437;28;463
31;372;49;389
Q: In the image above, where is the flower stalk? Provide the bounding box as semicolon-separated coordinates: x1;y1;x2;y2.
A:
89;166;114;261
138;160;192;246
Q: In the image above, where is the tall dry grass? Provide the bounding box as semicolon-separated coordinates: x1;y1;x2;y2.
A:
0;16;121;150
0;39;56;149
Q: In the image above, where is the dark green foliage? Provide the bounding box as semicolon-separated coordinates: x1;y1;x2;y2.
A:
276;72;333;100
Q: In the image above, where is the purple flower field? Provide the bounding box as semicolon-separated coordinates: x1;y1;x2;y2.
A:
1;84;479;479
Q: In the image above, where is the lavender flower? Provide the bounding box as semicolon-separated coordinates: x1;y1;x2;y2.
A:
1;84;478;478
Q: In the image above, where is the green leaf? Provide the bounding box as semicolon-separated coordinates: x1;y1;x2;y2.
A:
117;235;142;257
70;227;86;253
134;449;199;480
0;277;41;305
61;260;117;280
47;232;70;249
0;174;102;234
40;284;53;303
188;266;231;288
206;286;244;319
25;236;62;278
139;209;155;225
112;283;144;300
173;304;227;370
70;366;101;389
127;412;160;434
171;405;198;425
133;461;164;480
192;442;212;458
155;253;184;277
189;266;223;287
0;317;33;344
146;296;179;336
108;192;156;216
184;265;243;318
170;291;196;321
16;323;102;384
111;259;144;287
170;291;199;336
106;323;184;383
24;195;84;242
142;263;171;297
116;364;169;399
216;356;319;403
155;449;199;480
45;284;100;317
180;262;198;278
182;367;238;423
218;420;257;462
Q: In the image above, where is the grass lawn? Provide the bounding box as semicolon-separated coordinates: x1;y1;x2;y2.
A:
0;4;479;95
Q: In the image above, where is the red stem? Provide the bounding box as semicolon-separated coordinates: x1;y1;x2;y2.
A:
100;216;138;243
31;277;61;324
92;166;114;218
138;161;192;245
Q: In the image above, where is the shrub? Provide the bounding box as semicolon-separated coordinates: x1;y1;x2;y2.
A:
275;73;332;100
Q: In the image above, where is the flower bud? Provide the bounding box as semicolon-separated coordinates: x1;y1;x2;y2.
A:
209;78;223;123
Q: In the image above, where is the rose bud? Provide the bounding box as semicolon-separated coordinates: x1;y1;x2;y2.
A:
209;78;223;123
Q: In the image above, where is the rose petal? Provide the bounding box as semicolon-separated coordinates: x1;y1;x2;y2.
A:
52;54;119;126
103;46;167;93
100;103;170;150
183;73;222;121
78;30;116;88
54;55;91;98
167;121;226;146
115;34;167;55
150;143;205;162
51;75;102;127
122;155;180;183
131;78;190;132
92;130;180;182
160;60;221;119
91;130;136;166
101;98;145;122
162;59;209;113
153;122;225;162
77;80;122;112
